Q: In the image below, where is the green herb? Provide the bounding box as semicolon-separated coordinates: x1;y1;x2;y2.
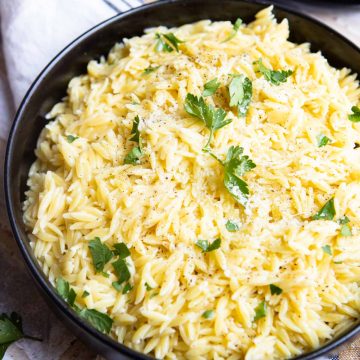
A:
145;282;153;291
195;238;221;253
184;93;231;150
150;292;159;299
66;135;78;143
112;258;131;285
334;261;343;264
113;243;131;259
341;224;352;237
348;106;360;122
124;146;142;165
155;32;184;52
255;59;293;85
122;283;133;294
202;310;215;319
229;75;252;116
112;281;122;292
143;65;160;75
322;245;332;256
101;271;110;278
225;220;240;232
222;18;242;42
0;312;41;359
56;278;77;307
254;301;266;321
202;78;220;97
88;237;113;273
317;134;331;147
82;291;90;298
77;308;113;334
129;115;141;143
312;198;335;221
269;284;283;295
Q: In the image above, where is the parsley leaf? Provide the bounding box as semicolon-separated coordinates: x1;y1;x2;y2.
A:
254;301;266;321
124;146;142;165
56;278;77;307
129;115;141;143
66;135;78;143
229;75;252;116
112;258;131;285
202;78;220;97
143;65;160;75
88;237;113;273
337;216;352;236
155;33;184;52
112;281;122;292
255;59;293;85
112;243;131;259
322;245;332;256
348;106;360;122
269;284;283;295
202;310;215;319
77;308;113;334
82;291;90;298
184;94;231;149
223;18;242;42
223;146;256;206
195;238;221;253
122;283;133;294
311;198;335;221
317;134;331;147
145;283;153;291
225;220;240;232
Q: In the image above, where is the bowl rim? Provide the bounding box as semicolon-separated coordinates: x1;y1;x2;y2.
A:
4;0;360;359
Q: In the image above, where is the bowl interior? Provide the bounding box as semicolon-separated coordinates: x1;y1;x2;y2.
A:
5;0;360;359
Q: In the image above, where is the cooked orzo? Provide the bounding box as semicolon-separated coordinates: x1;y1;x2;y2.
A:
23;6;360;359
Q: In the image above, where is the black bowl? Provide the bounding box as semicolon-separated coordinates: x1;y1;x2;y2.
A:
5;0;360;359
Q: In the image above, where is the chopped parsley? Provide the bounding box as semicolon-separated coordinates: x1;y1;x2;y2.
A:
88;237;113;273
338;216;352;237
269;284;283;295
82;291;90;298
155;32;184;52
112;258;131;285
195;238;221;253
322;245;332;256
202;78;220;97
56;277;77;307
112;281;122;292
66;135;78;143
222;18;242;42
225;220;240;232
124;147;142;165
317;134;331;147
255;58;293;85
113;243;131;259
254;301;266;321
0;312;41;358
202;310;215;319
348;106;360;122
229;75;252;116
145;282;153;291
122;283;133;294
184;94;231;150
311;198;335;221
77;308;113;334
143;65;160;75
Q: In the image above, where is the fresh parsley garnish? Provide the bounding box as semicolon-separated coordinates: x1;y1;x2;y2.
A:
122;283;133;294
322;245;332;256
222;18;242;42
77;308;113;334
225;220;240;232
113;243;131;259
155;32;184;52
66;135;78;143
0;312;41;359
184;94;231;150
143;65;160;75
129;115;141;143
112;281;122;292
254;301;266;321
229;75;252;117
338;216;352;237
195;238;221;253
202;310;215;319
124;116;143;165
145;282;153;291
269;284;283;295
82;291;90;298
348;106;360;122
112;258;131;285
202;78;220;97
56;277;77;307
317;134;331;147
311;198;335;221
255;59;293;85
88;237;113;273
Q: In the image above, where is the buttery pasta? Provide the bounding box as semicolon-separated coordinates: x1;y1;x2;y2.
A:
23;7;360;359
